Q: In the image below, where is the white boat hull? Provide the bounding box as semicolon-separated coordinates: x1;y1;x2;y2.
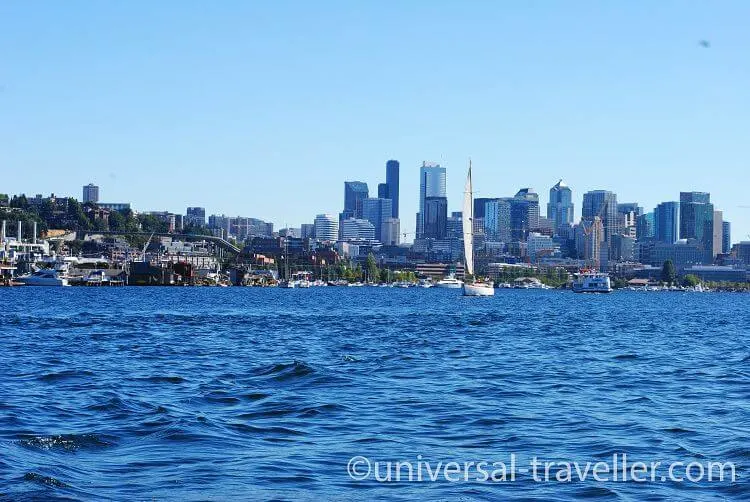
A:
435;281;463;289
463;282;494;296
17;277;69;287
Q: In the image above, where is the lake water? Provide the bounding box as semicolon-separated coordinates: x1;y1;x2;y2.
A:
1;288;748;500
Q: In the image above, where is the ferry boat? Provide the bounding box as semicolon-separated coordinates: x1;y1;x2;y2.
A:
571;271;612;293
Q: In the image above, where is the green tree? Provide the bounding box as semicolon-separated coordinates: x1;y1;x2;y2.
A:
682;274;700;287
365;253;379;283
661;260;677;286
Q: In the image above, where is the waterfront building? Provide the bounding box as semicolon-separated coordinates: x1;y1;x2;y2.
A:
82;183;99;204
340;218;376;241
641;238;711;269
681;265;747;283
314;214;339;242
679;192;714;251
423;196;448;240
582;190;618;243
343;181;369;220
417;162;446;238
722;221;731;254
186;207;206;227
547;180;574;231
654;202;679;244
362;198;393;243
732;242;750;266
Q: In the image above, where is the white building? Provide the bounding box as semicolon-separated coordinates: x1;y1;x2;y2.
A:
527;232;560;262
314;214;339;242
340;218;375;241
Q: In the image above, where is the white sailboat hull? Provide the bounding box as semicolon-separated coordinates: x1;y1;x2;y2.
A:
463;282;495;296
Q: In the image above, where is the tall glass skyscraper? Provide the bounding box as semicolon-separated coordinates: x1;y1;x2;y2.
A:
511;189;540;241
417;162;446;238
679;192;714;251
343;181;369;219
582;190;618;242
654;201;680;244
362;198;393;243
386;160;399;218
423;196;448;239
547;180;574;231
722;221;731;253
485;198;512;242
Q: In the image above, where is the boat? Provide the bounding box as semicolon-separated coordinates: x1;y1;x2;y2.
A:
461;161;494;297
278;234;295;288
16;268;70;287
571;271;613;293
435;273;463;289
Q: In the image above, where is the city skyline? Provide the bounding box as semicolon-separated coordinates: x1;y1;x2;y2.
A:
1;2;748;240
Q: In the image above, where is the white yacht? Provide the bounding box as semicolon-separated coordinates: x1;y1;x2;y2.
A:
461;161;494;297
17;268;70;287
571;271;612;293
435;274;463;289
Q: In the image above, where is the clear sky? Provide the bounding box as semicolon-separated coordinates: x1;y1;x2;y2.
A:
1;1;748;242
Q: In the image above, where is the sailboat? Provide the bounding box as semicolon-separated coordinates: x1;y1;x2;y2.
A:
462;160;495;297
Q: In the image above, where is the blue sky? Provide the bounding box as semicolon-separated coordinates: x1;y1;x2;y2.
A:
1;1;748;242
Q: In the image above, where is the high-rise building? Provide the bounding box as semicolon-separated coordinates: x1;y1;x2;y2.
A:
417;162;446;238
583;217;605;263
679;192;714;251
547;180;574;231
582;190;618;242
446;212;463;240
510;188;540;241
722;221;731;254
474;198;499;220
636;212;655;240
82;183;99;204
362;198;393;243
485;198;512;242
186;207;206;227
423;196;448;239
654;202;679;244
314;214;339;242
301;223;315;239
340;218;376;241
343;181;369;220
377;183;388;199
382;218;400;246
386;160;399;218
712;210;723;258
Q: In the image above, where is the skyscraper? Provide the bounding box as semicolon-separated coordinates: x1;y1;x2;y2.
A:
713;210;723;258
186;207;206;227
547;180;574;231
340;218;376;241
417;162;446;238
362;198;393;243
484;198;512;242
654;202;679;244
386;160;399;218
722;221;731;254
314;214;339;242
636;212;655;240
474;198;499;220
510;188;540;241
423;196;448;239
679;192;714;251
343;181;369;220
582;190;618;242
82;183;99;204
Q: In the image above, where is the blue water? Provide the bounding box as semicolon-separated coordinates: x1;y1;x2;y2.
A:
1;288;748;500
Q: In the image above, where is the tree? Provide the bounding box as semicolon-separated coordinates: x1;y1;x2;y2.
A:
682;274;700;287
365;253;379;283
661;260;677;286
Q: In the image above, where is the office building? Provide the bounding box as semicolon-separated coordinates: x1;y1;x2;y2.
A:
343;181;369;220
636;212;655;240
340;218;376;241
362;198;393;243
547;180;574;231
654;202;679;244
582;190;618;242
385;160;399;218
314;214;339;242
712;210;723;258
186;207;206;227
485;198;512;242
474;198;499;220
511;189;539;241
679;192;714;251
417;162;446;237
82;183;99;204
423;196;448;240
722;221;731;254
382;217;401;246
301;223;315;239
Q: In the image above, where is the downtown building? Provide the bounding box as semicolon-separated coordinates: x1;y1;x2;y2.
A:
362;198;393;243
416;162;446;238
547;180;574;233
